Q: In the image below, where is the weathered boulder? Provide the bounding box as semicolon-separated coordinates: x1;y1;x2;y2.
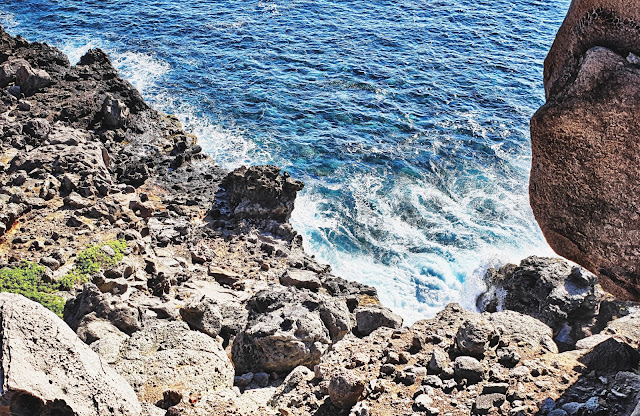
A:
478;257;621;350
355;305;403;336
102;95;129;129
531;1;640;300
64;283;142;336
0;293;141;416
112;321;234;404
179;296;223;338
328;371;365;409
219;165;304;223
231;285;351;374
455;316;496;356
15;59;52;95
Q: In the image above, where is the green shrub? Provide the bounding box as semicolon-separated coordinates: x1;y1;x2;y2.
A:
0;261;66;317
0;240;127;317
60;239;127;289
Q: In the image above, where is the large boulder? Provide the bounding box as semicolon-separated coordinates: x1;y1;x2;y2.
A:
530;0;640;300
477;257;629;350
219;165;304;223
111;321;234;405
0;293;141;416
231;285;351;374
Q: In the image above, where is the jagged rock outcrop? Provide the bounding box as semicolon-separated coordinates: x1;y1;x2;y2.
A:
478;256;632;350
530;0;640;300
0;293;141;416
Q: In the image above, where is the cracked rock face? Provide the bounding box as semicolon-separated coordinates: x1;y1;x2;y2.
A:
0;293;141;416
530;0;640;300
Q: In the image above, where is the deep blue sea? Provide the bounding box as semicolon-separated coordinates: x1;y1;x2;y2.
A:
0;0;569;322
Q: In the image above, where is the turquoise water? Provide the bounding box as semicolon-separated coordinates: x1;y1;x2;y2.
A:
0;0;568;322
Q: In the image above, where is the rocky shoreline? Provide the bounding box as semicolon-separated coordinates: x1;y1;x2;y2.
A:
1;20;640;416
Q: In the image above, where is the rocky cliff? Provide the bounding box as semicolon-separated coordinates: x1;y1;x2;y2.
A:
1;17;640;416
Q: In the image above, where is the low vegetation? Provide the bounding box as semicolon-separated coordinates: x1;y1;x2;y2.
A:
0;240;127;317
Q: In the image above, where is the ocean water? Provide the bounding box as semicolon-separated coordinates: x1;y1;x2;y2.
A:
0;0;568;322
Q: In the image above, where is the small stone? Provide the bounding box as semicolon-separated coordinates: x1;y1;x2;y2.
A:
509;366;530;379
39;256;60;271
254;372;269;387
413;394;433;411
429;348;449;374
328;371;365;409
497;348;521;368
548;410;568;416
235;372;254;388
422;375;443;389
473;393;506;414
101;245;116;257
583;397;599;412
561;402;582;416
386;351;401;364
454;356;484;383
280;269;321;291
355;306;403;336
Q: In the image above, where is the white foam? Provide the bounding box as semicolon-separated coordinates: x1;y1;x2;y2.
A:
110;51;171;97
147;93;258;170
291;141;555;325
0;10;18;31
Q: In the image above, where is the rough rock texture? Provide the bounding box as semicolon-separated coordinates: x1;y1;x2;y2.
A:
531;0;640;300
478;256;632;350
231;285;352;374
0;293;141;416
111;321;235;405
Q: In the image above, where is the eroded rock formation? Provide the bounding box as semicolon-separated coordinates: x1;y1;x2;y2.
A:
530;0;640;299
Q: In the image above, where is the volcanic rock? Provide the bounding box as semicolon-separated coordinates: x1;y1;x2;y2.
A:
0;293;141;416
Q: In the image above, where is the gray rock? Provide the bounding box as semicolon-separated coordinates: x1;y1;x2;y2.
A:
422;375;443;389
0;293;141;416
429;347;449;374
232;286;350;373
0;58;29;87
548;410;568;416
474;393;506;414
39;256;60;270
328;371;365;409
112;321;234;405
355;305;403;336
235;372;254;388
414;394;433;411
254;372;269;387
102;96;130;129
65;284;142;336
268;365;314;407
489;310;557;354
179;297;223;338
453;356;484;383
280;268;321;291
479;257;607;350
456;317;496;356
15;60;52;95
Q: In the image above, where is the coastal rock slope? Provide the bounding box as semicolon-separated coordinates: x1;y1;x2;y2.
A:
530;0;640;299
2;18;640;416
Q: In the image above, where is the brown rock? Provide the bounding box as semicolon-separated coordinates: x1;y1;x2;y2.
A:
531;5;640;300
328;371;365;409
